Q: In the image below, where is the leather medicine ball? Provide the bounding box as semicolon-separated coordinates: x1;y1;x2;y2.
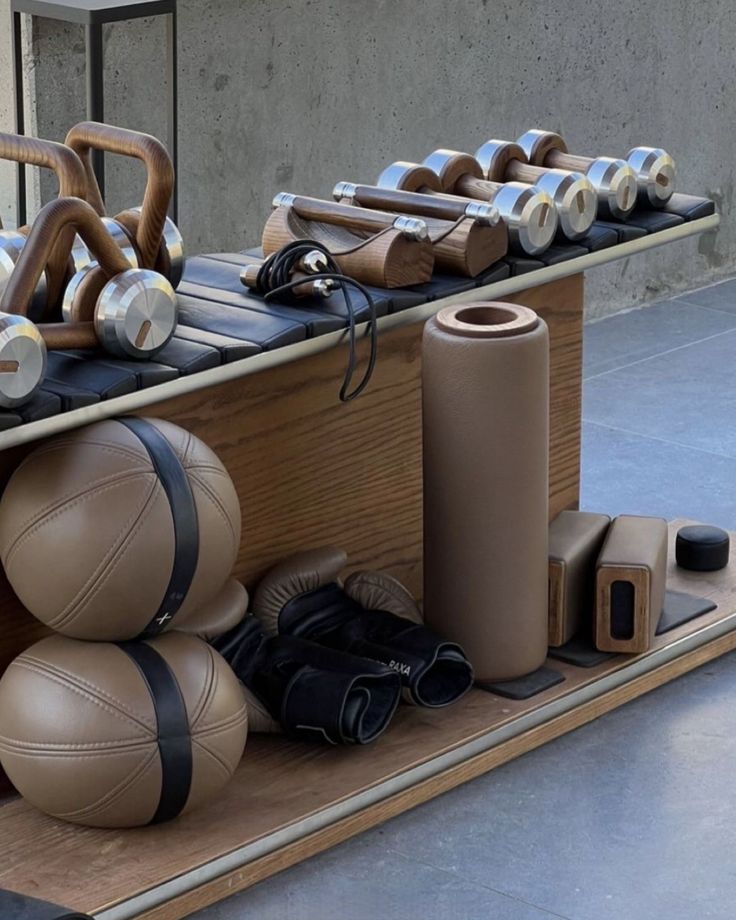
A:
0;417;242;640
0;632;248;827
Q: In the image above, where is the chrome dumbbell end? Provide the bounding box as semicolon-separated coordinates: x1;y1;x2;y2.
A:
0;232;25;295
0;313;47;408
392;215;430;241
493;183;558;255
0;230;47;320
301;250;330;274
533;169;597;240
333;181;358;201
463;200;501;225
273;192;297;208
95;267;177;360
627;146;676;207
585;157;638;220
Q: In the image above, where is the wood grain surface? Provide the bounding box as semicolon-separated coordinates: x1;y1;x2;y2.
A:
263;207;436;288
0;274;583;801
0;521;733;919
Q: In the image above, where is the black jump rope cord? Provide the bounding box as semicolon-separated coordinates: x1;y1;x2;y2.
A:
252;240;378;402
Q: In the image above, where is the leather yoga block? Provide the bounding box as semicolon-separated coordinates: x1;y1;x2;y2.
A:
548;510;611;647
423;302;549;682
594;514;668;654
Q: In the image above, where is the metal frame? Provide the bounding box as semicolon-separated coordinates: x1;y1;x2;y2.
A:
11;0;178;226
95;604;736;920
0;213;719;453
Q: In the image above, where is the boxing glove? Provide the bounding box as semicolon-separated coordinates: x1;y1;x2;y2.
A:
252;547;473;708
212;615;401;745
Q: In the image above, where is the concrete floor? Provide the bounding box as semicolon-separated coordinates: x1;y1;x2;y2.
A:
195;277;736;920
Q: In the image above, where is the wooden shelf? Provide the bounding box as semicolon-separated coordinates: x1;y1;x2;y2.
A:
1;521;734;919
0;214;719;453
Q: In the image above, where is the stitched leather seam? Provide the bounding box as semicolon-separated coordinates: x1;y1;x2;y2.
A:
3;473;156;571
11;439;150;473
194;704;248;737
192;647;221;728
0;738;154;753
189;473;238;548
4;469;152;549
189;646;215;728
51;478;162;631
16;655;157;731
55;748;158;820
5;470;151;560
191;736;234;779
10;660;155;735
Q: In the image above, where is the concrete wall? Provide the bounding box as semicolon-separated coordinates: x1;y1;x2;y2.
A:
16;0;736;318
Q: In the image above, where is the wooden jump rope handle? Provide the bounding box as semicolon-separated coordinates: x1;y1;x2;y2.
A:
544;150;592;172
275;194;400;234
64;121;174;270
0;197;131;321
339;184;476;221
0;133;88;310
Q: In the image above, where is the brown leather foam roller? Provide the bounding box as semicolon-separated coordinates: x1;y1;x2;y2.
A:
594;514;668;654
422;302;549;682
0;417;242;641
548;510;611;647
0;632;247;828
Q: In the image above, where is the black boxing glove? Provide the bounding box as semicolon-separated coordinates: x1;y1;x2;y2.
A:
252;548;473;708
211;615;401;745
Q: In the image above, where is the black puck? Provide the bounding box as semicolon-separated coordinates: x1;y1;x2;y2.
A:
676;525;730;572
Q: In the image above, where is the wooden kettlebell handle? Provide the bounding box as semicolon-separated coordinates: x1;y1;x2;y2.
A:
0;133;89;311
0;197;131;319
64;121;174;270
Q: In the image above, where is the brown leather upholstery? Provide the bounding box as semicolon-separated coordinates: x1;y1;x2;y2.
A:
594;514;668;653
0;418;242;640
422;302;549;681
548;510;611;646
0;632;247;827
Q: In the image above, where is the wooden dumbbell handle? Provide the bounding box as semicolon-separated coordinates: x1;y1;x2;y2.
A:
453;174;499;200
341;185;475;221
277;195;399;234
0;133;88;311
504;160;548;184
38;321;98;350
0;197;131;318
544;150;592;172
65;122;174;270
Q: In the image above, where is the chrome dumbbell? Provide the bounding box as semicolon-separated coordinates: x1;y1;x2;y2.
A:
516;130;638;220
377;154;557;255
474;139;597;240
0;196;178;408
65;122;184;286
625;146;676;207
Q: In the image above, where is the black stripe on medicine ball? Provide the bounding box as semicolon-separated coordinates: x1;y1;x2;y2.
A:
117;640;193;825
118;417;199;637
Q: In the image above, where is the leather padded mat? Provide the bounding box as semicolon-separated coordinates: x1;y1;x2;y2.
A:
548;634;616;668
656;589;717;635
477;665;565;700
549;590;717;667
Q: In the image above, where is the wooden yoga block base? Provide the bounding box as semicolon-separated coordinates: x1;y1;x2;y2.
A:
0;521;734;919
